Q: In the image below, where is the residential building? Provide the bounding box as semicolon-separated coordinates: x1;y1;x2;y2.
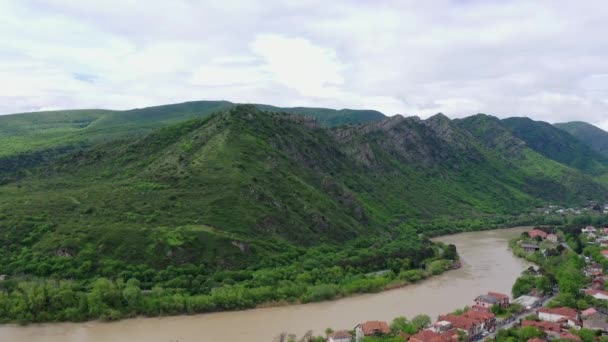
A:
537;307;580;328
546;234;558;242
581;308;597;318
528;229;548;239
584;288;608;300
583;226;597;234
513;295;542;310
601;250;608;259
585;263;603;277
487;292;509;307
582;312;608;332
354;321;390;342
521;243;540;253
409;329;457;342
329;330;352;342
521;320;561;339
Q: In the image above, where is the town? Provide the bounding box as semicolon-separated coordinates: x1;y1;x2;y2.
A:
279;224;608;342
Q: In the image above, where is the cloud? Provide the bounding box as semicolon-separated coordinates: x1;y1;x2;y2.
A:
1;0;608;129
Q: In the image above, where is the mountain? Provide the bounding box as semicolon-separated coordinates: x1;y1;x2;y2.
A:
1;105;606;275
501;117;608;175
555;121;608;158
0;101;385;159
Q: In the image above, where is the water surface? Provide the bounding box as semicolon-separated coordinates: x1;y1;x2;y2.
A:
0;226;530;342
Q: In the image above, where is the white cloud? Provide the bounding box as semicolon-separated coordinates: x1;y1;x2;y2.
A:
1;0;608;129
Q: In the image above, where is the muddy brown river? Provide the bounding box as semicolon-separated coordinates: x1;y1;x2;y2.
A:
0;226;531;342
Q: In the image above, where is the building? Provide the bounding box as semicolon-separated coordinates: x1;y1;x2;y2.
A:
461;310;496;332
585;263;603;277
584;288;608;300
522;243;540;253
329;330;352;342
546;234;558;242
537;307;579;328
528;229;548;239
473;294;499;310
409;329;457;342
487;292;509;307
437;312;495;339
581;308;597;318
354;321;390;342
527;339;545;342
601;250;608;259
583;226;597;234
582;312;608;332
521;320;561;339
513;295;542;310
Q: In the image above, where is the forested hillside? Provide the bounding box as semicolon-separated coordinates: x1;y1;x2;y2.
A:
0;104;607;322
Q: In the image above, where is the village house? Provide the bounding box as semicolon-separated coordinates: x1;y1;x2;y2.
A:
437;311;495;340
328;330;352;342
409;329;458;342
584;263;603;277
521;320;561;339
513;295;543;310
536;307;580;328
354;321;390;342
527;338;545;342
528;229;548;239
592;277;605;290
473;292;509;311
582;311;608;332
546;234;558;243
461;310;496;332
601;250;608;259
584;288;608;300
583;226;597;234
601;228;608;235
521;243;540;253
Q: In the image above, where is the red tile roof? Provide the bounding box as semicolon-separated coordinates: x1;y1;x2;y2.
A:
488;291;509;301
537;307;578;320
527;339;545;342
522;320;561;333
438;314;477;330
601;250;608;256
461;310;496;322
584;288;608;297
359;321;390;336
409;329;456;342
528;229;548;239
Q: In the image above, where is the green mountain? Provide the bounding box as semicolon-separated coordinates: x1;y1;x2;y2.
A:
1;104;608;322
501;117;608;175
555;121;608;158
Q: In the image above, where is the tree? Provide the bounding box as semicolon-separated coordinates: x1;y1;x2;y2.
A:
324;327;333;337
411;314;431;331
518;326;543;341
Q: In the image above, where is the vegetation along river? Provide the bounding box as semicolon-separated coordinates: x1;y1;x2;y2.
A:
0;226;531;342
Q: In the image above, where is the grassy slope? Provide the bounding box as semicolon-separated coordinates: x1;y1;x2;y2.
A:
0;101;385;159
502;117;608;176
555;121;608;158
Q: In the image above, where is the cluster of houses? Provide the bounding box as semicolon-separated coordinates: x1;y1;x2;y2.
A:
329;292;510;342
519;228;560;253
537;203;608;216
581;225;608;247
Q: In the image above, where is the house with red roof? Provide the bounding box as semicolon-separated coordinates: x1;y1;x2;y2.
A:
537;307;580;328
584;288;608;300
437;314;481;339
528;229;548;239
409;329;458;342
354;321;390;342
601;250;608;259
527;339;545;342
522;320;561;339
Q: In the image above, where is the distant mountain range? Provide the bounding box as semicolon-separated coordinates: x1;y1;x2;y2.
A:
0;101;607;269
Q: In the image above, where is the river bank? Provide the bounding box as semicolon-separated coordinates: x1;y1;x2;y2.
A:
0;226;531;342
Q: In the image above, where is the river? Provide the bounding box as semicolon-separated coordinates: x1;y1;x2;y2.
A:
0;226;531;342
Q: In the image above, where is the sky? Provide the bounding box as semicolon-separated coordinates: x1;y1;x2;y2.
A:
1;1;608;129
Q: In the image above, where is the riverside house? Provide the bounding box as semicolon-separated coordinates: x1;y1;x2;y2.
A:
354;321;390;342
521;243;540;253
536;307;580;328
328;330;352;342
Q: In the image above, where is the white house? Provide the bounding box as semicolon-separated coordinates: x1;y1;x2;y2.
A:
329;330;352;342
537;307;580;328
585;289;608;301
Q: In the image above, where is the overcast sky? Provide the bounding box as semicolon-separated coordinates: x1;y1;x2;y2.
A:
2;1;608;128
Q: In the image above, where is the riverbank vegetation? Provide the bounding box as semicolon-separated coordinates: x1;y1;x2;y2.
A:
0;226;459;323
